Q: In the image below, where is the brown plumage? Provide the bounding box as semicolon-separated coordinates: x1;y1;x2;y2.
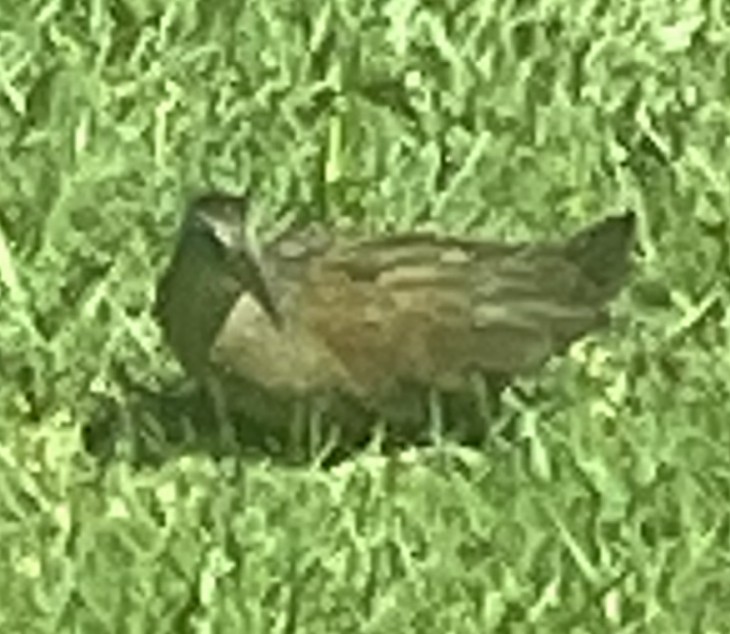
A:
154;193;635;448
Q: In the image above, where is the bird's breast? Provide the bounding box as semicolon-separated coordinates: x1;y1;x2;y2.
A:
209;292;357;396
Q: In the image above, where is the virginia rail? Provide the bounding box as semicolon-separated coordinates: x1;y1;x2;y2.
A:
154;193;635;452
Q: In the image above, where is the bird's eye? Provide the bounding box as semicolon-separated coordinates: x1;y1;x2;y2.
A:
185;213;229;261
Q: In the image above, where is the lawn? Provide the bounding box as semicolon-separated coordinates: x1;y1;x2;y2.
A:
1;0;729;631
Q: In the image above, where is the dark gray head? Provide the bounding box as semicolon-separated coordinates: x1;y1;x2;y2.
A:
178;191;282;326
183;192;250;253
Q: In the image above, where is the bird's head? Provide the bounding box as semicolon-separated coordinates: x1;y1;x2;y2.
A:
183;191;251;256
176;191;282;326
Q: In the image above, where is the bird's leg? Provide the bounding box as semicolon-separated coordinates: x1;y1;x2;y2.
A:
310;395;341;466
470;374;492;444
288;395;338;464
427;387;445;446
461;373;507;448
205;376;239;452
288;399;308;463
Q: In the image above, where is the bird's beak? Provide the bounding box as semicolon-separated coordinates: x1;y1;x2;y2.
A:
237;236;283;325
200;193;284;329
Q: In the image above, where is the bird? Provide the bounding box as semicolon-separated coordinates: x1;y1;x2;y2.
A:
153;192;635;455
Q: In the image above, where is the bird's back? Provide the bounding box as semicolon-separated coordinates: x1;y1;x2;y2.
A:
215;212;636;401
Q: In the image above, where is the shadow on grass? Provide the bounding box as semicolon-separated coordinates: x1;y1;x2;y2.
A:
82;381;366;468
82;372;520;469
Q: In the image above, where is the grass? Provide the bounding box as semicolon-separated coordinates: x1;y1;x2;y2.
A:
1;0;729;631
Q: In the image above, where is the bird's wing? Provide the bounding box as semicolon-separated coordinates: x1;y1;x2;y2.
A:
296;212;635;394
287;234;584;395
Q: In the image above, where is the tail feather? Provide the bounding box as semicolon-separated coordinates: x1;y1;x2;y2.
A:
564;212;636;302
